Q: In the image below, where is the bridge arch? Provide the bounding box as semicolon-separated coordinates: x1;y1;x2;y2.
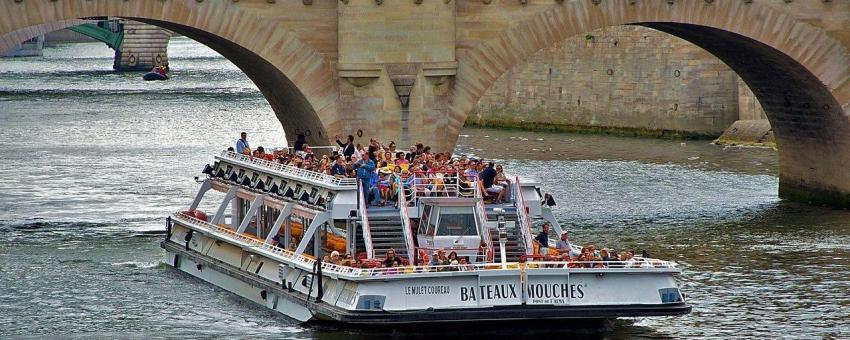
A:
452;0;850;206
0;0;340;146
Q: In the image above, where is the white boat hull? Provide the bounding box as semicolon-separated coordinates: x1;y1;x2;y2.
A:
161;218;690;325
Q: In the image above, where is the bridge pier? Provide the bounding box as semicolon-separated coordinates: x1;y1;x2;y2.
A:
114;21;171;71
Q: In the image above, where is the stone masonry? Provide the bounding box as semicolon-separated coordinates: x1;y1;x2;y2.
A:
470;25;743;138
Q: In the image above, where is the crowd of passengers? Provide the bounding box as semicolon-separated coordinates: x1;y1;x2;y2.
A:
311;225;654;273
237;132;656;272
231;132;511;206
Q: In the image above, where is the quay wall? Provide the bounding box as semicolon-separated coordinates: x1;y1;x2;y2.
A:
469;26;765;139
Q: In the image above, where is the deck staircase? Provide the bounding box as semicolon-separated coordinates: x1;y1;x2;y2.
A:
356;214;411;262
487;215;527;262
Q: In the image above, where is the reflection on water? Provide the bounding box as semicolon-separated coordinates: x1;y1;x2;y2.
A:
1;38;849;339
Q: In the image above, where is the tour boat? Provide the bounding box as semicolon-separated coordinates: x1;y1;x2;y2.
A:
160;149;691;326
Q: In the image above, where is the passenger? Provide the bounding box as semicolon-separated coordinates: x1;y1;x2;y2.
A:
383;248;399;268
335;134;356;159
458;257;474;271
448;251;459;264
600;248;611;267
378;170;392;205
329;250;341;265
555;231;572;258
235;131;250;155
534;223;551;256
448;260;460;271
331;155;347;177
341;253;354;267
479;162;505;203
430;249;450;270
293;133;306;152
416;258;430;273
242;146;252;156
355;151;376;188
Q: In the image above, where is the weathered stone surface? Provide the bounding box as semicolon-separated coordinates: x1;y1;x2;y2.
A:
714;120;775;148
471;26;740;138
116;20;171;71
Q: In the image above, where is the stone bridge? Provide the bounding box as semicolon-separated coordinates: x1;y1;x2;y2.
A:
2;0;850;206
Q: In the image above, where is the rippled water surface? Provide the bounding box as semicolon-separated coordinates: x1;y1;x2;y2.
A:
2;38;849;339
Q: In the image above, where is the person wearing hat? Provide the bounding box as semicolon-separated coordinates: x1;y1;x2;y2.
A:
329;250;341;265
556;230;572;259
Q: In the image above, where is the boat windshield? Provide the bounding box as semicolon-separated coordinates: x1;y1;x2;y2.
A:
435;206;477;236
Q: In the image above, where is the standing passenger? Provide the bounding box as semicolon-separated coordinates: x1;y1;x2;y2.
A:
535;223;551;256
335;134;356;159
235;132;249;154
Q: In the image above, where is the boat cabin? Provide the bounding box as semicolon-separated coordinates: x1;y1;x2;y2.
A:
415;197;484;260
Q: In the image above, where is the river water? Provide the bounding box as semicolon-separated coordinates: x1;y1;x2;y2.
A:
1;38;848;339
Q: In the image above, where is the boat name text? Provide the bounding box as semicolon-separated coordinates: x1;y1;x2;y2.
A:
405;285;451;295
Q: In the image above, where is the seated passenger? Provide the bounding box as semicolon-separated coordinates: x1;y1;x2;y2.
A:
430;249;450;270
458;257;474;271
331;155;347;177
479;162;505;202
555;231;572;257
383;248;399;268
415;258;430;273
328;250;341;265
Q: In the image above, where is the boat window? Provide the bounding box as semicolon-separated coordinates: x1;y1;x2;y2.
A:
435;206;477;236
418;205;432;235
427;206;439;236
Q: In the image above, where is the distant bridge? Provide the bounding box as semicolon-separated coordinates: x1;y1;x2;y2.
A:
2;18;170;71
2;0;850;207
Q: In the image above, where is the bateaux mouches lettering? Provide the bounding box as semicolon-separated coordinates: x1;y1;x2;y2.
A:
460;284;519;302
527;283;585;300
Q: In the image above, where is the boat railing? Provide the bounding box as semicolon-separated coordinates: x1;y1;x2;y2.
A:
171;212;678;280
396;176;417;263
473;180;494;262
352;258;678;276
515;177;535;255
358;181;375;259
408;170;472;203
219;150;357;187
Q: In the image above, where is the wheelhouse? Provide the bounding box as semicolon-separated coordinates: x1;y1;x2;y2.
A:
415;197;484;260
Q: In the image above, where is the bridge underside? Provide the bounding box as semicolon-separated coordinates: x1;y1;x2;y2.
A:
131;18;326;147
642;23;850;206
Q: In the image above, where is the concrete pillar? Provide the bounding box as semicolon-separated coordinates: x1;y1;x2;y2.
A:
114;20;171;71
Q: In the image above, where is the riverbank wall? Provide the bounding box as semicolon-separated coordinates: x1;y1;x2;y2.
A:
469;26;767;140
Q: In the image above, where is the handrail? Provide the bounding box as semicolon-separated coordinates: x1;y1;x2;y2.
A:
396;176;417;264
219;150;357;187
358;181;375;259
171;212;678;280
473;181;494;262
515;177;535;255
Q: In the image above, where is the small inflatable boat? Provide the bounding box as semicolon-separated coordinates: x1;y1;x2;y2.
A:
142;72;168;81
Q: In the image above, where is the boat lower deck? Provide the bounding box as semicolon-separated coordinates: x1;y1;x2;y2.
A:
162;238;690;325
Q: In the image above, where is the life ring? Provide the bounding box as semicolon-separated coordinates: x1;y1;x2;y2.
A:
128;54;137;66
155;54;163;65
